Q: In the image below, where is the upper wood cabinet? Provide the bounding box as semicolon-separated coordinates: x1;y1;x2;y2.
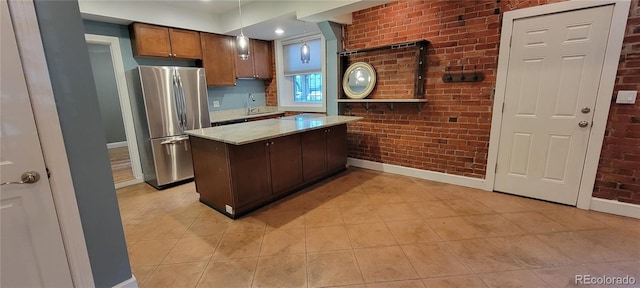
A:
201;33;237;87
130;23;202;59
235;39;273;79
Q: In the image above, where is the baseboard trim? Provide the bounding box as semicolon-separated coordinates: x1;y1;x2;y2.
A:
114;177;144;189
112;275;137;288
107;141;128;149
347;158;485;190
590;198;640;219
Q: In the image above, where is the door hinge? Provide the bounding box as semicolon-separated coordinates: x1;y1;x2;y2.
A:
502;102;505;113
46;167;51;179
509;35;512;48
495;162;498;172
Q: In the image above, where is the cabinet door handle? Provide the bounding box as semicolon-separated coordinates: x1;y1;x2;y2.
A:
271;141;274;145
266;142;270;146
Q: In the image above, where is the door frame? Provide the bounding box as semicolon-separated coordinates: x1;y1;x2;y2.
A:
485;0;630;209
85;34;144;188
7;0;95;286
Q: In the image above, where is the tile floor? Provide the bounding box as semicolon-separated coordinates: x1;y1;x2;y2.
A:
117;168;640;288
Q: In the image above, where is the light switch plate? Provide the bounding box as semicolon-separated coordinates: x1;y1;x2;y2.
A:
213;100;220;108
616;90;637;104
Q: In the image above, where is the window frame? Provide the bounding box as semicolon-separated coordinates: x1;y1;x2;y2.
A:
275;33;326;112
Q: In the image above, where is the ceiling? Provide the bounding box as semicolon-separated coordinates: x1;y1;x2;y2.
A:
79;0;392;41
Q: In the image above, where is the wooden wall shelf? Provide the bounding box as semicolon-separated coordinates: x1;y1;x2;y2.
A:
336;99;428;111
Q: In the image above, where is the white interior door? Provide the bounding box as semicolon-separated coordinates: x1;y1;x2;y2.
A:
494;5;614;205
0;1;74;286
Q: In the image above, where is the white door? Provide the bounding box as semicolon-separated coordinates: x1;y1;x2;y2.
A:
0;1;74;287
494;5;614;205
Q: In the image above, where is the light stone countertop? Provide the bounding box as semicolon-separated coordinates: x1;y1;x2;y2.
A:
186;114;362;145
209;106;284;124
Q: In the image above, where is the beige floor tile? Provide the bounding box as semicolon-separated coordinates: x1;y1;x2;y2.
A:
347;223;398;248
375;203;421;221
264;210;306;231
225;215;268;234
307;250;364;287
304;208;344;227
490;235;575;268
422;275;487;288
167;202;210;220
402;243;471;278
535;231;625;263
386;220;441;244
340;205;384;224
354;246;418;283
586;211;640;231
479;270;550;288
541;209;608;231
444;198;495;216
197;258;258;288
367;191;406;205
131;265;157;287
430;186;470;200
184;217;230;237
162;235;221;264
140;216;196;240
144;262;207;288
260;228;305;256
306;225;352;252
427;215;524;241
586;260;640;280
409;201;459;219
252;254;307;288
212;231;264;260
577;229;640;259
122;222;155;243
262;194;305;214
473;193;533;213
333;193;374;207
365;279;425;288
501;212;569;234
533;264;597;288
446;239;523;273
129;239;179;266
398;184;439;203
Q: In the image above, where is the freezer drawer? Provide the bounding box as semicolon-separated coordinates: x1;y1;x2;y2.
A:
150;135;194;187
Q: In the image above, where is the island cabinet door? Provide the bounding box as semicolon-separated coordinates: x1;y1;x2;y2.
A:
269;134;303;196
228;141;272;209
326;124;348;173
301;128;327;181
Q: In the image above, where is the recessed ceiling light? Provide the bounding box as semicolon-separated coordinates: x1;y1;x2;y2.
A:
275;28;284;35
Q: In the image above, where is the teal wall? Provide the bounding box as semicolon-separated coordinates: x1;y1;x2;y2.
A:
35;2;131;287
82;20;266;111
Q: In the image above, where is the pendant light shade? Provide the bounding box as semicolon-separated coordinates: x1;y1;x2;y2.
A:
237;34;249;60
236;0;250;60
300;21;310;64
300;42;310;63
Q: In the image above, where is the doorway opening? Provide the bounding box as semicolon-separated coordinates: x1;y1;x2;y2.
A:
85;34;143;188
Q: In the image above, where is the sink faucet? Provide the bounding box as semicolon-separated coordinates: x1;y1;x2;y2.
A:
247;93;257;114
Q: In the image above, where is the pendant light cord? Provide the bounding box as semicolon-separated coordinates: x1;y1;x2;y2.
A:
238;0;244;35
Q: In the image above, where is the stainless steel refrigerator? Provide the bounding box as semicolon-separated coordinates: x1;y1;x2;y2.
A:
131;66;210;189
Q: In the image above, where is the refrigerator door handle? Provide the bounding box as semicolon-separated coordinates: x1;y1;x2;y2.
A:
176;73;188;131
160;135;190;145
171;71;184;131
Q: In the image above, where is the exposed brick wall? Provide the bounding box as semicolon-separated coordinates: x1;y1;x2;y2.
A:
265;41;278;106
344;0;640;198
593;0;640;205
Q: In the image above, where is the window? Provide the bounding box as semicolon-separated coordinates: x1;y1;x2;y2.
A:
276;35;325;112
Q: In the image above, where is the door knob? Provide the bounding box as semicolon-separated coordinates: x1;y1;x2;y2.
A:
578;121;589;128
1;171;41;186
581;107;591;113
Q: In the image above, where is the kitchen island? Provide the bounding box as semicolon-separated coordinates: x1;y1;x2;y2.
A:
185;114;362;218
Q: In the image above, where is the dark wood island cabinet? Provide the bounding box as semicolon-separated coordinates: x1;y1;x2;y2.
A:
186;115;360;218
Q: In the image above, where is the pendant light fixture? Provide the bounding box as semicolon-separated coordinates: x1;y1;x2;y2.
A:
236;0;250;60
300;21;310;64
